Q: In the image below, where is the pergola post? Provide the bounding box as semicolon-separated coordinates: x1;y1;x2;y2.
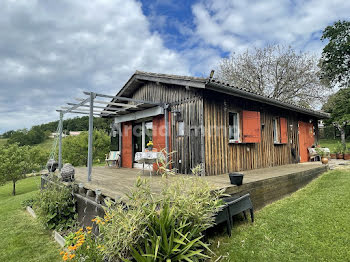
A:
58;111;63;171
87;92;96;182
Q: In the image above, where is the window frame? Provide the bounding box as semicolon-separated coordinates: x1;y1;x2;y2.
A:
228;111;240;143
273;117;280;144
177;121;185;137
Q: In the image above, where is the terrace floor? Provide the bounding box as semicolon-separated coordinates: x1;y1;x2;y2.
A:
73;161;339;200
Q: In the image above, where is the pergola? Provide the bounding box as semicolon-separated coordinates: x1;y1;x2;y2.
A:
56;91;169;182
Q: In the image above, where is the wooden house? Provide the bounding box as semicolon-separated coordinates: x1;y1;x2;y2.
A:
107;71;329;176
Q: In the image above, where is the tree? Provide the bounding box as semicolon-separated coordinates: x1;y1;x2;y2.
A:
62;130;110;166
322;88;350;150
0;144;35;195
319;20;350;88
218;44;329;107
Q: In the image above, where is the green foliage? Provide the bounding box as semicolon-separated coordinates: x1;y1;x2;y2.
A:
2;116;112;146
62;227;104;262
62;130;110;166
0;143;36;195
323;88;350;125
21;197;35;208
335;142;344;154
320;20;350;88
129;202;211;262
97;175;223;261
34;182;77;231
7;126;47;146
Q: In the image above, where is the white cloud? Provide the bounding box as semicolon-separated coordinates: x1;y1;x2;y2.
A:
0;0;190;133
192;0;350;55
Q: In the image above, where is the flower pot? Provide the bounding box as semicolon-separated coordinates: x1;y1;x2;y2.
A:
337;153;344;159
330;153;337;159
148;146;153;151
321;157;329;164
229;172;244;186
344;153;350;160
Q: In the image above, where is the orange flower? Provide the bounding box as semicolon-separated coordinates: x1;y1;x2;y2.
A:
86;226;92;230
91;218;97;222
63;255;68;261
69;254;75;259
87;231;91;234
60;251;64;255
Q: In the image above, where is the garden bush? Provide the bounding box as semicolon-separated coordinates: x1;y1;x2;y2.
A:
96;175;224;261
62;130;110;166
62;227;104;262
34;181;77;231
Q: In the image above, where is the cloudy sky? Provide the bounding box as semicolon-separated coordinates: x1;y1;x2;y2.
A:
0;0;349;133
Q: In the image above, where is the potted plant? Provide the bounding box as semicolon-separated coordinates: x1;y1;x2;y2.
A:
147;141;154;151
335;142;344;159
229;172;244;186
330;150;337;159
315;148;329;164
344;147;350;160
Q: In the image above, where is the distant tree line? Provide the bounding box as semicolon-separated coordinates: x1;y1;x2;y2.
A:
1;116;112;146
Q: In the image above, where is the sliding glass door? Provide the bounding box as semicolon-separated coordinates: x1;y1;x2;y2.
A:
133;120;153;165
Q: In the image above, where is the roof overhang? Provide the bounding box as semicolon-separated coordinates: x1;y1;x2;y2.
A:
112;71;330;120
206;81;330;119
117;71;206;98
113;106;164;124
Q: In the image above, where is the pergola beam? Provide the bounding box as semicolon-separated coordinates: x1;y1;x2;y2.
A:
61;107;118;114
67;103;123;111
84;91;163;106
94;100;138;108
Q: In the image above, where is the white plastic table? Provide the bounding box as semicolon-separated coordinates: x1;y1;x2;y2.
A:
134;152;165;176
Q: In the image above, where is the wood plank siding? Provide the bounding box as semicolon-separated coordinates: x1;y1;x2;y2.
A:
203;91;317;176
130;83;203;174
121;82;319;176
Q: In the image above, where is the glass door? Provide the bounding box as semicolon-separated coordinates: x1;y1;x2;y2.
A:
133;123;143;163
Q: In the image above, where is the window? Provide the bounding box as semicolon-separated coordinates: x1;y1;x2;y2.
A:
178;121;184;136
229;112;239;142
273;118;279;143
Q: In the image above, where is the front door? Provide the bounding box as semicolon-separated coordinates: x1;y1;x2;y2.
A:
298;121;315;162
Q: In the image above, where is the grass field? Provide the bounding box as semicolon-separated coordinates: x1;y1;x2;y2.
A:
319;138;343;152
210;169;350;261
0;176;60;262
0;138;8;146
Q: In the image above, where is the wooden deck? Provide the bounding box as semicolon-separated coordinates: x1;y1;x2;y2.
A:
74;162;327;203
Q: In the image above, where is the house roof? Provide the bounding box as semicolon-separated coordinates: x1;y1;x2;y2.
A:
115;71;330;119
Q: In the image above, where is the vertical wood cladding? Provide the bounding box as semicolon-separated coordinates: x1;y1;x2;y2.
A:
204;92;306;176
125;83;318;176
131;83;203;174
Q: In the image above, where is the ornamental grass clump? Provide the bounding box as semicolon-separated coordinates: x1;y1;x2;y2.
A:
96;164;224;261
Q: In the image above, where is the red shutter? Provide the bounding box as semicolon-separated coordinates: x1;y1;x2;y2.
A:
242;111;261;143
280;117;288;144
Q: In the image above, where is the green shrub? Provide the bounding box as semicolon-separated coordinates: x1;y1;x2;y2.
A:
129;202;211;262
62;130;110;166
61;227;104;262
97;175;224;261
21;197;35;208
34;182;77;231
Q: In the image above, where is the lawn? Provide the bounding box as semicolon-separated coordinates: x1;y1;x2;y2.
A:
0;138;8;146
0;176;61;262
319;138;350;152
210;169;350;261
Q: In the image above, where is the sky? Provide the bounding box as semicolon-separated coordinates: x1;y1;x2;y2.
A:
0;0;349;134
